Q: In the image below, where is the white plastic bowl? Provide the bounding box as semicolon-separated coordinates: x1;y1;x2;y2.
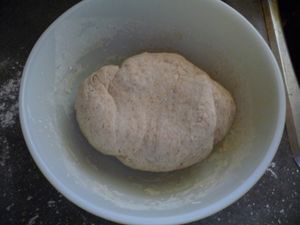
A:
19;0;285;224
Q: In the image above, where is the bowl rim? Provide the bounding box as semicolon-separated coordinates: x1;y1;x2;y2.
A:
19;0;286;224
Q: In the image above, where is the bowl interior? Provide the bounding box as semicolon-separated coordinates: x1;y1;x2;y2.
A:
20;0;284;224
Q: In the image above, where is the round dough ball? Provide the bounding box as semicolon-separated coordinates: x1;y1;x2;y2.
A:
75;52;236;172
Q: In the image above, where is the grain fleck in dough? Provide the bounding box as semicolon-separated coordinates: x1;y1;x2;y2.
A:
75;52;236;172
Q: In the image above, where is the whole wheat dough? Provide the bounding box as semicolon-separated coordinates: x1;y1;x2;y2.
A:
75;52;236;172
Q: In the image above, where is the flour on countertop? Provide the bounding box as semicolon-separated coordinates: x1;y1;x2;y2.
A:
266;168;278;179
0;136;10;167
270;161;276;168
266;161;278;179
47;200;56;208
6;203;15;211
27;214;39;225
0;59;22;169
0;77;20;128
0;58;22;129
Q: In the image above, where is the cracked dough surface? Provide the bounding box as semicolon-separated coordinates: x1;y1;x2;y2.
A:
75;52;236;172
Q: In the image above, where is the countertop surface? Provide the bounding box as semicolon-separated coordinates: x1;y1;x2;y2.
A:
1;0;300;225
